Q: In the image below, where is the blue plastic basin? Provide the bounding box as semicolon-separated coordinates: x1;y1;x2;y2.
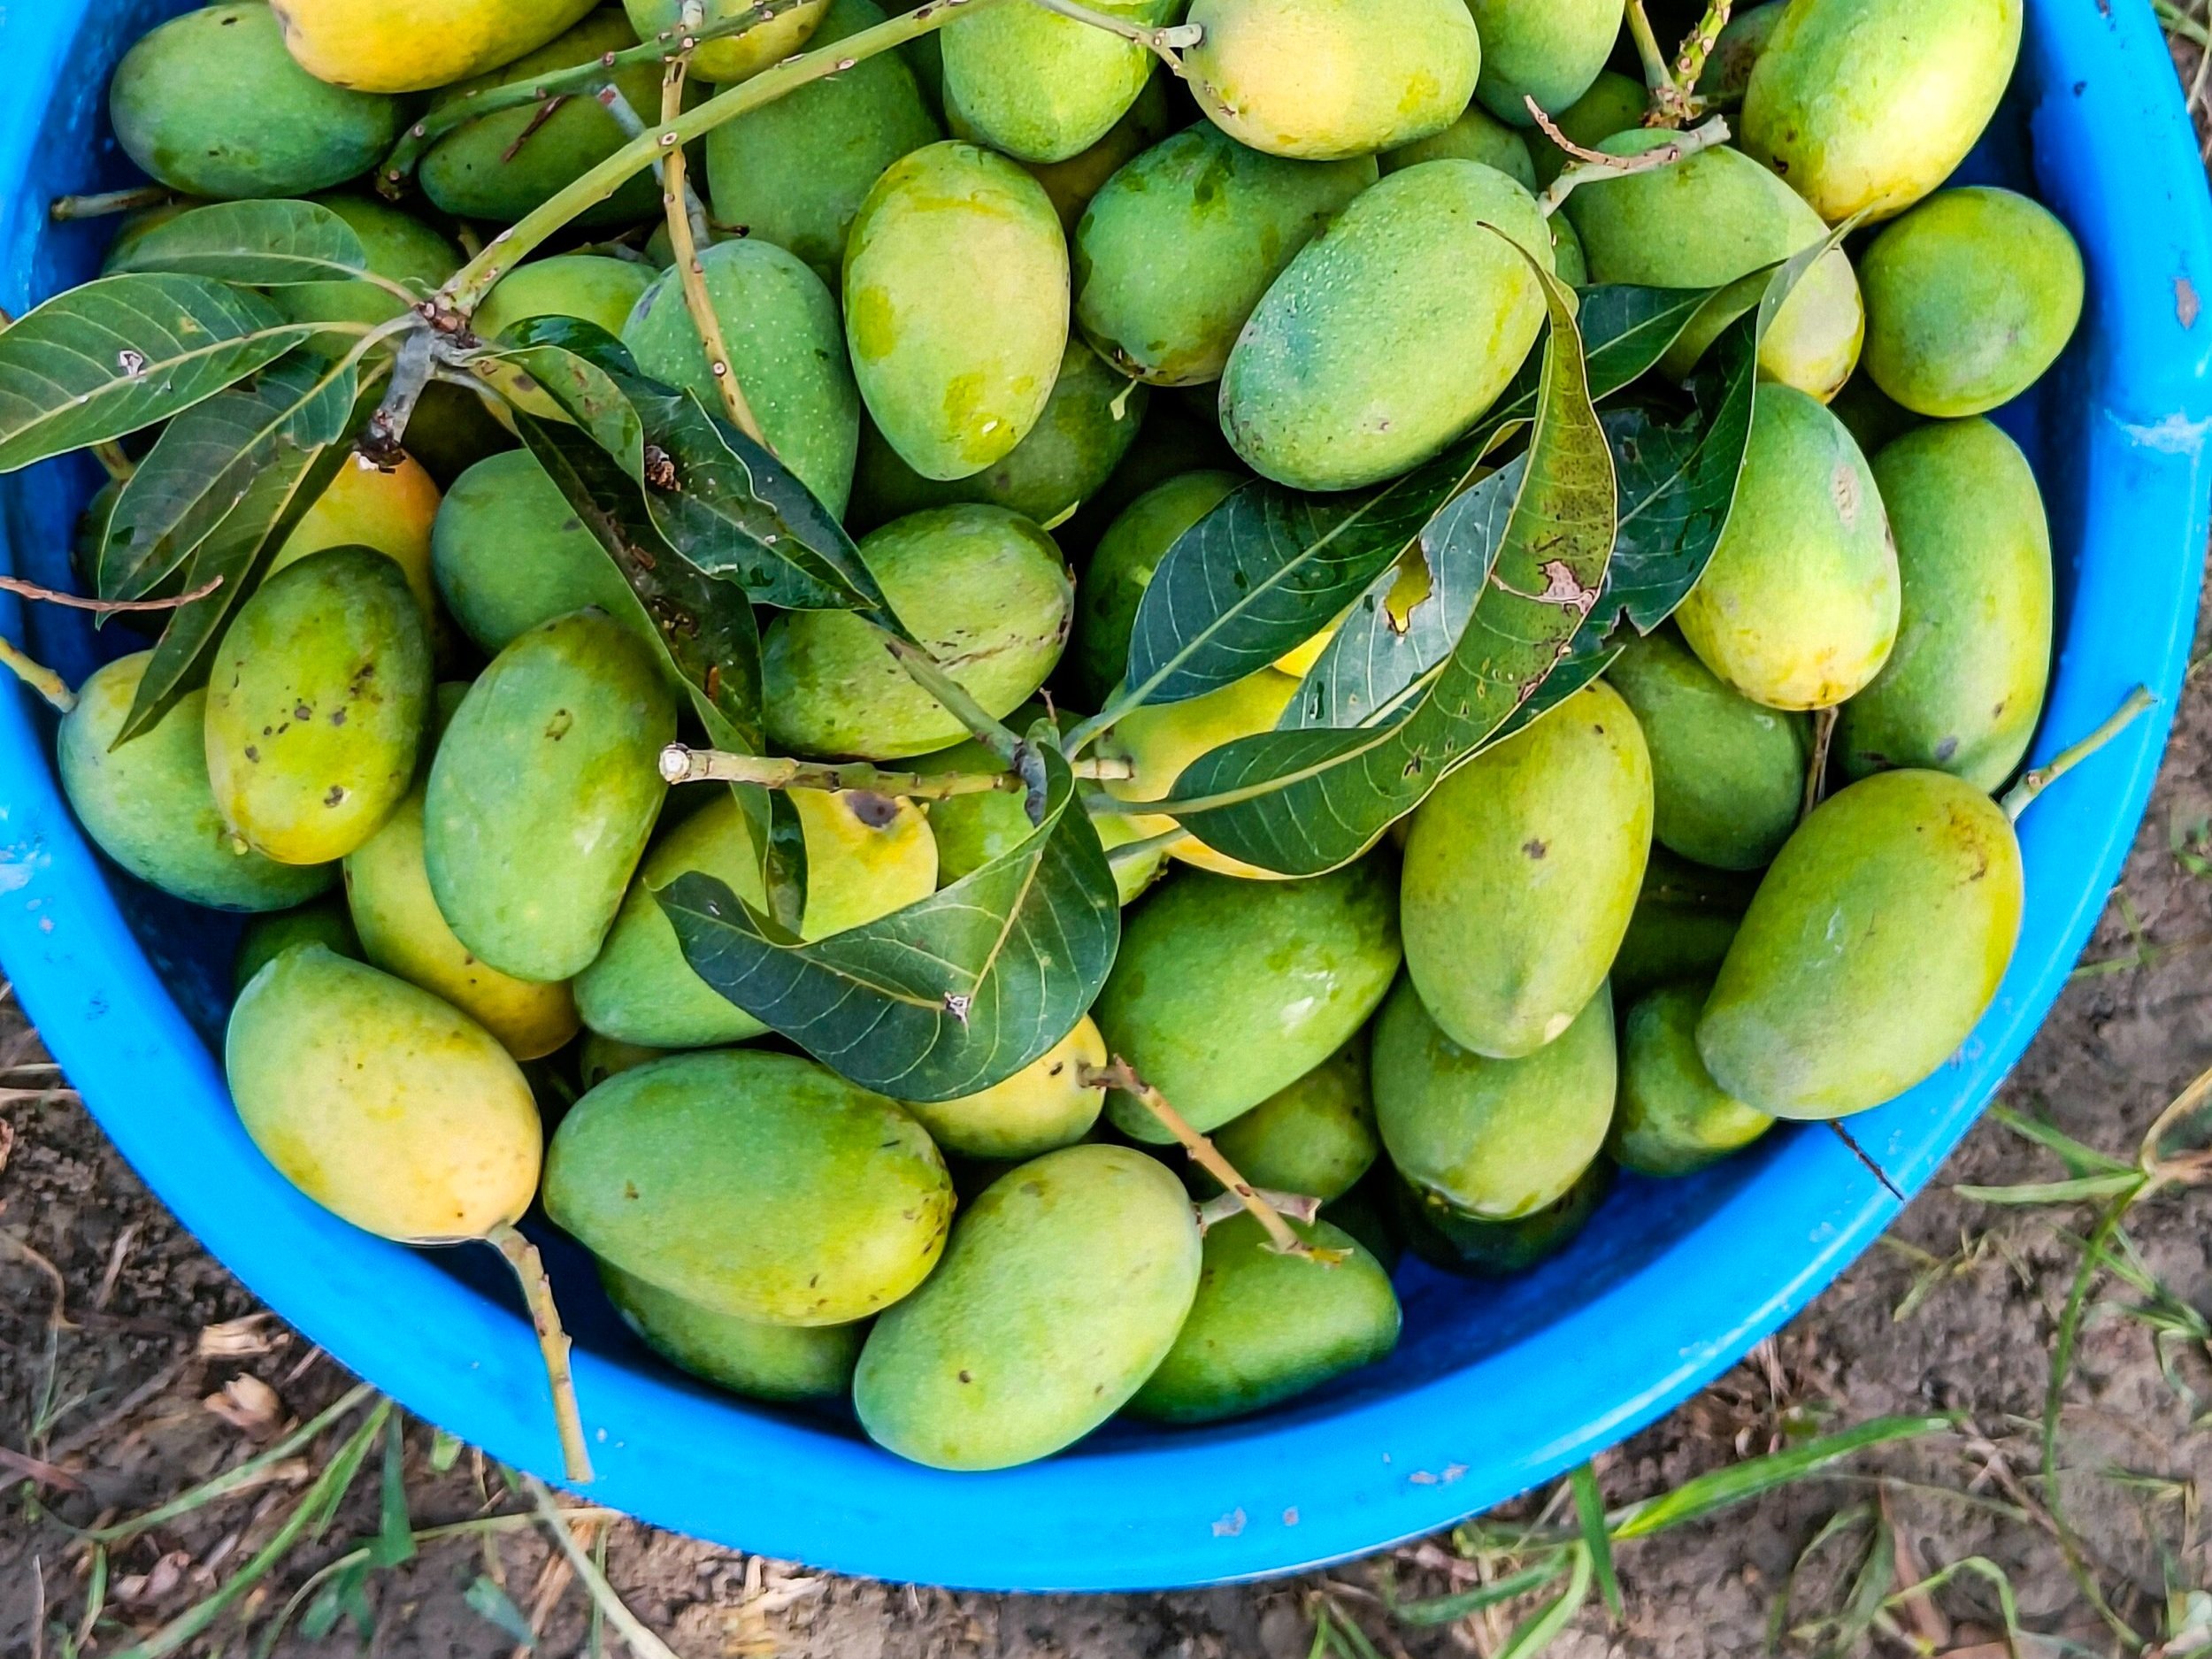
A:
3;0;2209;1594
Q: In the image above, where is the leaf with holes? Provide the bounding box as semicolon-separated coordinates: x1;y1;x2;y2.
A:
104;199;373;287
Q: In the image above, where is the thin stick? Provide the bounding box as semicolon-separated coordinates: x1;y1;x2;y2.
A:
0;639;74;714
1827;1120;1905;1202
523;1476;687;1659
50;186;173;222
93;442;135;481
657;42;768;446
1624;0;1679;105
2001;686;2158;822
881;634;1024;764
661;744;1024;797
488;1224;594;1485
1801;704;1838;822
1536;113;1731;216
1020;0;1203;68
0;572;220;613
1105;826;1188;872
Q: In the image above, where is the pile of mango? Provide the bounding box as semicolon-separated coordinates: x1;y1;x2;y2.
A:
41;0;2090;1475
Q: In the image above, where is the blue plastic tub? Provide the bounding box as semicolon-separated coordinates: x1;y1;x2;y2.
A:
2;0;2209;1594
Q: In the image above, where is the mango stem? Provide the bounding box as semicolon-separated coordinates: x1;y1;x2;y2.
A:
1194;1187;1321;1234
2001;686;2158;823
1020;0;1202;69
1623;0;1681;109
0;638;75;714
487;1223;595;1485
661;743;1025;797
49;185;173;222
1534;111;1731;217
1670;0;1734;104
1800;704;1838;822
656;56;770;448
879;633;1025;766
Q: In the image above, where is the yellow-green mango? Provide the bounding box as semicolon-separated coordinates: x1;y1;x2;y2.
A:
1021;75;1176;236
703;0;941;282
1611;980;1771;1176
204;548;432;866
1698;769;2023;1118
1221;160;1552;492
344;790;581;1060
271;0;598;92
1097;861;1402;1139
1400;681;1652;1058
1859;188;2085;419
1465;0;1623;127
1372;974;1616;1217
1528;68;1642;188
1695;2;1783;104
477;255;658;347
1549;211;1587;286
275;451;450;658
60;655;334;913
1125;1213;1399;1425
544;1049;953;1322
916;727;1165;904
1741;0;2022;223
1675;384;1898;710
111;4;400;200
600;1263;862;1403
1205;1036;1377;1202
234;897;362;992
844;142;1071;482
1563;133;1863;400
763;504;1073;759
227;947;541;1240
1183;0;1482;161
853;1144;1200;1469
1606;628;1809;871
574;786;937;1048
421;12;666;229
901;1016;1108;1160
1072;470;1244;703
1388;1158;1610;1276
1075;124;1378;388
1610;848;1754;1001
1095;668;1301;879
941;0;1176;164
623;0;828;82
274;196;460;342
1382;103;1536;187
425;610;675;980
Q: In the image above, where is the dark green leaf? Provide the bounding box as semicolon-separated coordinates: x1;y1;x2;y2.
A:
758;788;810;937
104;199;371;287
477;318;644;467
1577;284;1722;396
657;740;1121;1102
1608;1414;1956;1540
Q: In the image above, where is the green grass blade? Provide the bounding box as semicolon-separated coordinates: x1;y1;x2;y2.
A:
371;1412;415;1569
1988;1106;2136;1176
1955;1174;2143;1206
1609;1416;1955;1540
1570;1463;1624;1618
1495;1547;1593;1659
1385;1559;1571;1627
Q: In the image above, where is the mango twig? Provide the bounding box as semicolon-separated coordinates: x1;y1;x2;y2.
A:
661;744;1024;798
523;1476;686;1659
2001;686;2158;822
1194;1187;1322;1233
49;185;173;222
488;1223;594;1485
0;572;220;613
1624;0;1682;108
1021;0;1203;68
0;638;74;714
1534;111;1731;216
1671;0;1735;102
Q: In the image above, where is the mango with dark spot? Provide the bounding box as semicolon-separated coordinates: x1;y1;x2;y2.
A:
1697;769;2024;1119
600;1262;864;1403
579;1032;664;1090
234;897;362;992
900;1016;1107;1160
545;1048;953;1323
623;0;828;83
941;0;1178;163
1203;1035;1378;1202
1609;847;1755;1001
1387;1159;1612;1277
854;1143;1200;1469
1465;0;1621;127
1072;469;1244;704
1611;981;1772;1176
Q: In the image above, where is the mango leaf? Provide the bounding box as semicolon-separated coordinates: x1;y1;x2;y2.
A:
103;199;371;287
474;318;643;466
657;740;1121;1102
1576;284;1715;396
0;275;323;472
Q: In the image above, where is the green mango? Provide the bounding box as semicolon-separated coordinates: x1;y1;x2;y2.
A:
623;0;829;82
1388;1159;1611;1276
420;11;665;229
1095;668;1302;880
1221;159;1553;492
1072;470;1244;704
1372;974;1616;1217
1528;69;1643;188
1610;847;1755;1001
60;656;334;913
476;255;657;346
1205;1037;1378;1202
1563;133;1863;400
1606;628;1809;871
623;240;863;516
703;0;941;283
406;381;520;490
1021;75;1176;236
902;1016;1107;1160
853;1144;1201;1469
1097;861;1402;1140
1698;769;2023;1119
545;1049;953;1322
234;897;362;993
1125;1213;1400;1425
763;504;1073;759
204;548;431;867
1839;419;2053;789
1400;681;1652;1058
1859;188;2085;419
844;142;1071;482
1742;0;2022;223
275;196;461;342
1465;0;1622;127
1183;0;1482;160
1695;2;1783;104
1074;125;1378;388
1612;981;1772;1177
580;1031;667;1089
574;786;937;1048
1675;384;1898;710
916;727;1164;905
850;340;1147;532
1548;212;1587;286
110;4;400;200
600;1263;862;1403
1383;103;1536;188
941;0;1176;164
425;610;675;980
227;947;541;1241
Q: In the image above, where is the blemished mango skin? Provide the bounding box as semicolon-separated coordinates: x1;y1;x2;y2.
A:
1529;69;1642;188
1382;104;1536;188
1389;1158;1611;1276
1839;420;2053;790
624;0;829;82
227;947;541;1241
1072;470;1245;705
1466;0;1623;128
853;1144;1201;1470
274;196;460;343
1610;849;1755;1002
902;1016;1109;1161
274;451;449;657
623;239;864;516
705;0;942;283
1095;668;1302;880
1221;159;1553;493
574;786;938;1049
545;1049;954;1324
600;1263;863;1403
1675;384;1900;711
1605;628;1810;872
204;549;432;868
843;142;1071;483
1097;860;1403;1141
1610;981;1773;1177
1741;0;2022;224
1205;1036;1378;1202
234;897;363;993
1400;682;1654;1059
941;0;1178;164
1183;0;1482;162
1859;188;2086;419
425;610;675;982
763;504;1073;760
61;656;334;914
1074;124;1378;388
1373;975;1616;1218
1698;769;2024;1120
1125;1213;1401;1425
272;0;596;92
111;5;401;201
